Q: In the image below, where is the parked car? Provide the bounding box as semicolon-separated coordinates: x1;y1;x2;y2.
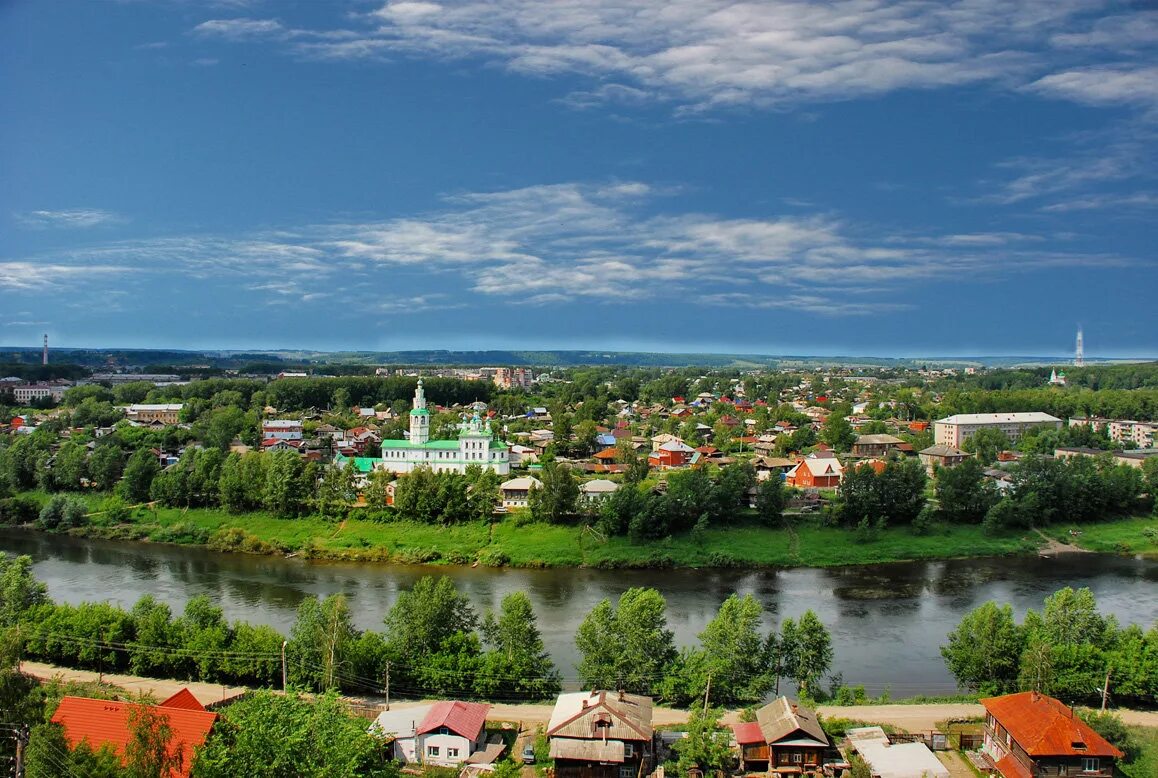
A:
521;744;536;764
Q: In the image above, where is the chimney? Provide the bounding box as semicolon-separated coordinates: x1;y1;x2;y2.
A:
581;699;588;709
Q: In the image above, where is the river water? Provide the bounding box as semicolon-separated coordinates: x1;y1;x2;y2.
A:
3;528;1156;695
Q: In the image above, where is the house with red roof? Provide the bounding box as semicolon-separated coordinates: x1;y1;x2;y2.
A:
981;692;1121;778
51;689;217;778
373;700;492;767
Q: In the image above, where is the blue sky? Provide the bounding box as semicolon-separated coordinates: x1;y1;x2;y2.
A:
1;0;1156;358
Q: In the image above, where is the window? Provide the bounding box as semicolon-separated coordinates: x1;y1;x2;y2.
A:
619;768;635;778
428;746;440;757
792;753;803;764
447;748;459;758
439;727;450;735
1081;758;1099;773
624;743;634;758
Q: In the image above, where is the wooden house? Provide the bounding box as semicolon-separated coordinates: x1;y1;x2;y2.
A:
731;697;829;775
981;692;1121;778
547;691;654;778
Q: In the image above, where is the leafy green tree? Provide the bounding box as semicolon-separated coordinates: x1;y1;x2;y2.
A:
820;413;857;451
128;595;177;677
288;594;358;692
672;706;733;774
316;465;355;518
478;592;561;700
263;450;312;517
382;575;478;690
192;690;394;778
691;594;776;705
836;458;926;528
89;441;127;491
963;427;1010;464
125;701;184;778
779;610;833;697
754;477;786;525
119;448;160;503
51;440;90;491
223;622;284;687
0;553;48;627
935;458;997;523
575;588;678;696
25;722;123;778
218;451;266;512
941;601;1024;694
528;462;579;524
178;596;231;681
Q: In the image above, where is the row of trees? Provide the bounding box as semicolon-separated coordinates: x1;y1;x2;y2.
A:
0;553;839;707
574;587;833;706
941;586;1158;707
833;450;1154;539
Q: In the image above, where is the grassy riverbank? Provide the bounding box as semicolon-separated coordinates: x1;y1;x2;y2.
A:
10;490;1158;568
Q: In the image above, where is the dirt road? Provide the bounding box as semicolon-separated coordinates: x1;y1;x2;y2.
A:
21;661;1158;732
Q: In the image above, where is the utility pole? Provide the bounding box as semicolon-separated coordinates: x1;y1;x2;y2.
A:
14;725;27;778
1101;667;1112;712
384;661;391;711
702;672;711;715
281;641;288;692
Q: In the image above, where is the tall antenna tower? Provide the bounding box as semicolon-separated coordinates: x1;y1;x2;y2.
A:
42;334;48;366
1074;327;1084;368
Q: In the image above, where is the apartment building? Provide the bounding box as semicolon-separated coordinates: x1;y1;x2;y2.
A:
933;412;1062;447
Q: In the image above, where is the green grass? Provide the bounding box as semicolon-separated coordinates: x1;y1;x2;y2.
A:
10;490;1155;570
1122;725;1158;778
1043;516;1158;556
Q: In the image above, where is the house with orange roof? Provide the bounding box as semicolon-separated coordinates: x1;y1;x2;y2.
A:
981;692;1121;778
51;689;217;778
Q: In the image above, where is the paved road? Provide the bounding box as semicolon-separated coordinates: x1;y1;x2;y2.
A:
20;661;1158;732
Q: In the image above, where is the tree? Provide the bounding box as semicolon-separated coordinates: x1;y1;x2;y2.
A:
383;576;478;663
0;553;48;627
754;477;786;525
125;701;184;778
89;441;127;491
941;601;1024;694
693;594;776;706
820;414;857;451
179;596;232;681
263;450;312;517
575;588;678;696
935;458;997;523
192;690;394;778
219;451;266;512
528;462;579;524
478;592;561;700
24;722;122;778
51;440;89;491
316;465;355;519
963;427;1010;464
119;448;160;503
780;610;833;697
672;706;733;774
288;594;359;692
128;595;177;677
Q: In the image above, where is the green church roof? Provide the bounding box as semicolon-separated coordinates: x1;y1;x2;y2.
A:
409;408;430;416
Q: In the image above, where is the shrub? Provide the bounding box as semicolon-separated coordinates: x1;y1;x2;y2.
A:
150;522;210;545
0;495;40;526
37;495;88;531
705;551;739;568
394;547;441;564
478;548;510;567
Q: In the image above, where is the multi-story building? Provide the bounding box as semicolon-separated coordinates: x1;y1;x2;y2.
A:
11;383;67;404
492;367;534;390
934;412;1062;447
1069;417;1155;448
982;692;1120;778
547;691;654;778
126;403;184;425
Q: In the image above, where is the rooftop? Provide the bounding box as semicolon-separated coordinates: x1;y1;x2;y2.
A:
981;692;1123;759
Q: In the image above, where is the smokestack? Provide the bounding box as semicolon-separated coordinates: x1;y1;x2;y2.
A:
42;334;48;366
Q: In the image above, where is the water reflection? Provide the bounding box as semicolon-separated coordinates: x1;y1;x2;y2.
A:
1;527;1155;695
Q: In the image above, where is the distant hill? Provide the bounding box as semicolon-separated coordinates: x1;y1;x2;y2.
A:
2;345;1151;371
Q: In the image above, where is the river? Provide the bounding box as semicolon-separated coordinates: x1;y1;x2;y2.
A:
3;528;1156;696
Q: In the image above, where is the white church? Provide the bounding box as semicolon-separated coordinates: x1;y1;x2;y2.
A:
369;380;511;475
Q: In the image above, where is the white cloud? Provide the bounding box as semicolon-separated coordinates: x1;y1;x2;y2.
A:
15;209;124;229
1039;192;1158;212
189;1;1157;112
5;180;1137;315
1026;66;1158;109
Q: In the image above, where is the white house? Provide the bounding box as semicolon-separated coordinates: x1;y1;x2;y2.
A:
500;476;542;508
371;701;492;767
579;479;619;503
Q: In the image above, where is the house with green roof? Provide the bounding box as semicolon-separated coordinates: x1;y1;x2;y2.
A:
337;380;510;477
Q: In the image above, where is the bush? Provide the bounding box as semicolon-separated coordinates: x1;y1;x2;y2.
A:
394;547;441;564
0;495;40;526
37;495;89;531
207;526;275;554
150;522;211;545
478;548;510;567
705;551;739;568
